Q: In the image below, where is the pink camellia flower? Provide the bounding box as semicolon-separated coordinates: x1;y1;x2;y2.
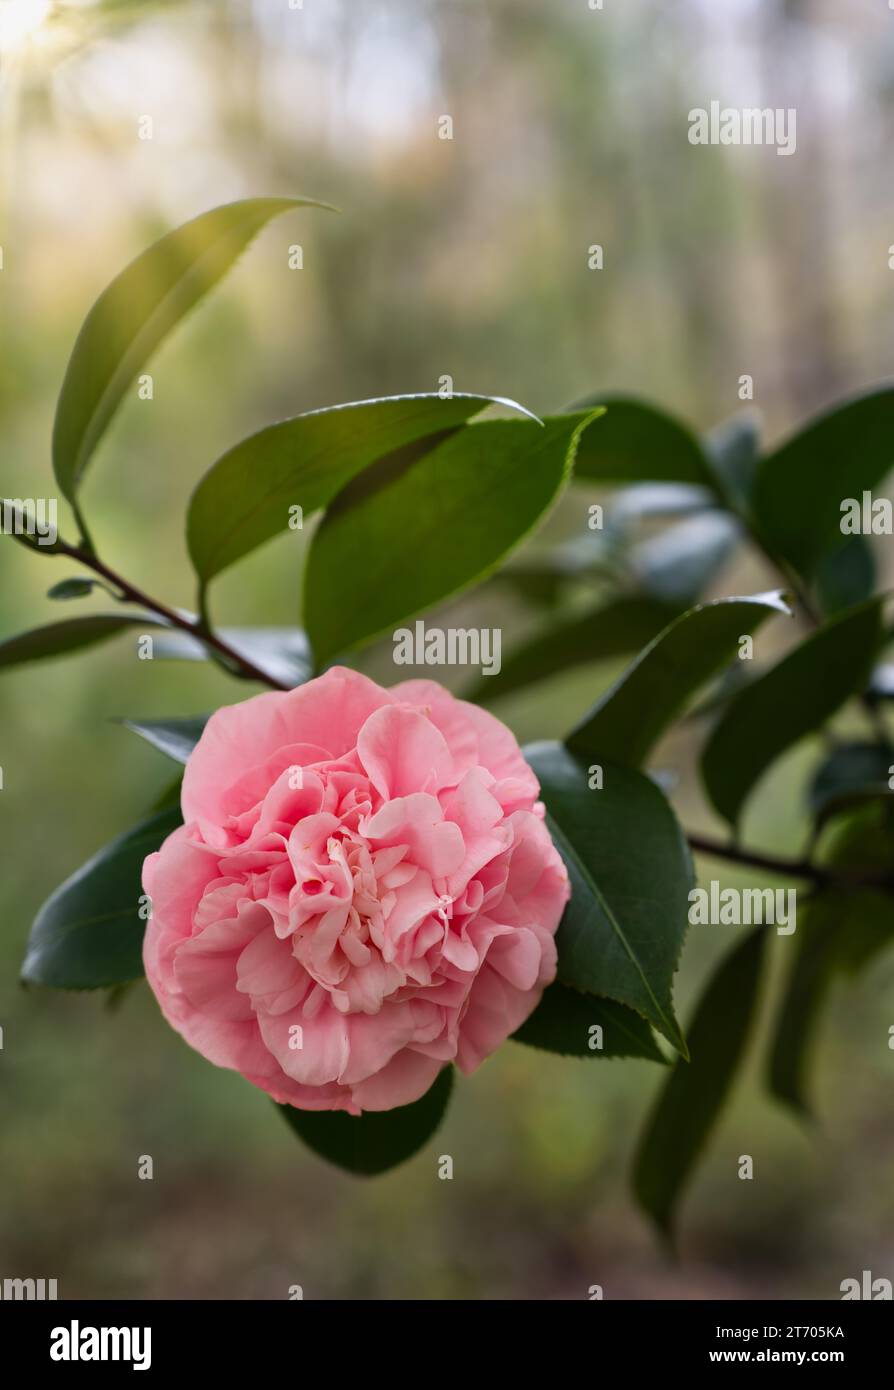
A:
142;667;569;1113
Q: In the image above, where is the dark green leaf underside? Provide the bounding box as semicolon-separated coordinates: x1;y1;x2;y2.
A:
277;1066;453;1175
568;591;790;767
22;808;181;989
513;981;665;1061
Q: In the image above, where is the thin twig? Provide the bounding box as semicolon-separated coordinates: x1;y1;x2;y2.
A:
686;832;894;889
62;543;290;691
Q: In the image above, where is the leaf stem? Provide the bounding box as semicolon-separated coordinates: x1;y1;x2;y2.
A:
60;543;290;691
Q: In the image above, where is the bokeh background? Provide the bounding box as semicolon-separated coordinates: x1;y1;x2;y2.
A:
2;0;894;1300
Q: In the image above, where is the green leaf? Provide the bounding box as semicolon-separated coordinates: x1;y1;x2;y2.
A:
21;808;181;989
148;775;183;814
525;741;693;1054
703;412;761;512
567;591;790;767
305;412;596;666
808;741;893;829
819;796;894;876
119;716;208;764
683;663;755;725
702;599;885;828
612;482;715;521
628;512;740;605
467;595;679;704
765;910;836;1119
512;982;665;1061
53;197;335;507
815;535;877;617
0;614;164;670
188;393;534;586
752;388;894;579
767;889;894;1117
47;577;114;601
277;1066;453;1175
567;395;713;485
1;500;65;554
633;927;767;1240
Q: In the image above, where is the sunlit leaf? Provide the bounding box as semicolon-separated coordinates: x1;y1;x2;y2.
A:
188;393;534;586
306;412;598;666
53;197;335;507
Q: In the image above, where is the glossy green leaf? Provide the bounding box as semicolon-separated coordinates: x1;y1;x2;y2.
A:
633;927;767;1240
467;595;679;704
0;614;164;670
567;395;713;485
53;197;335;505
119;716;208;765
188;393;532;585
21;808;181;989
702;599;884;827
752;388;894;578
567;591;790;766
277;1066;453;1175
306;412;597;665
525;741;693;1054
512;982;665;1061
